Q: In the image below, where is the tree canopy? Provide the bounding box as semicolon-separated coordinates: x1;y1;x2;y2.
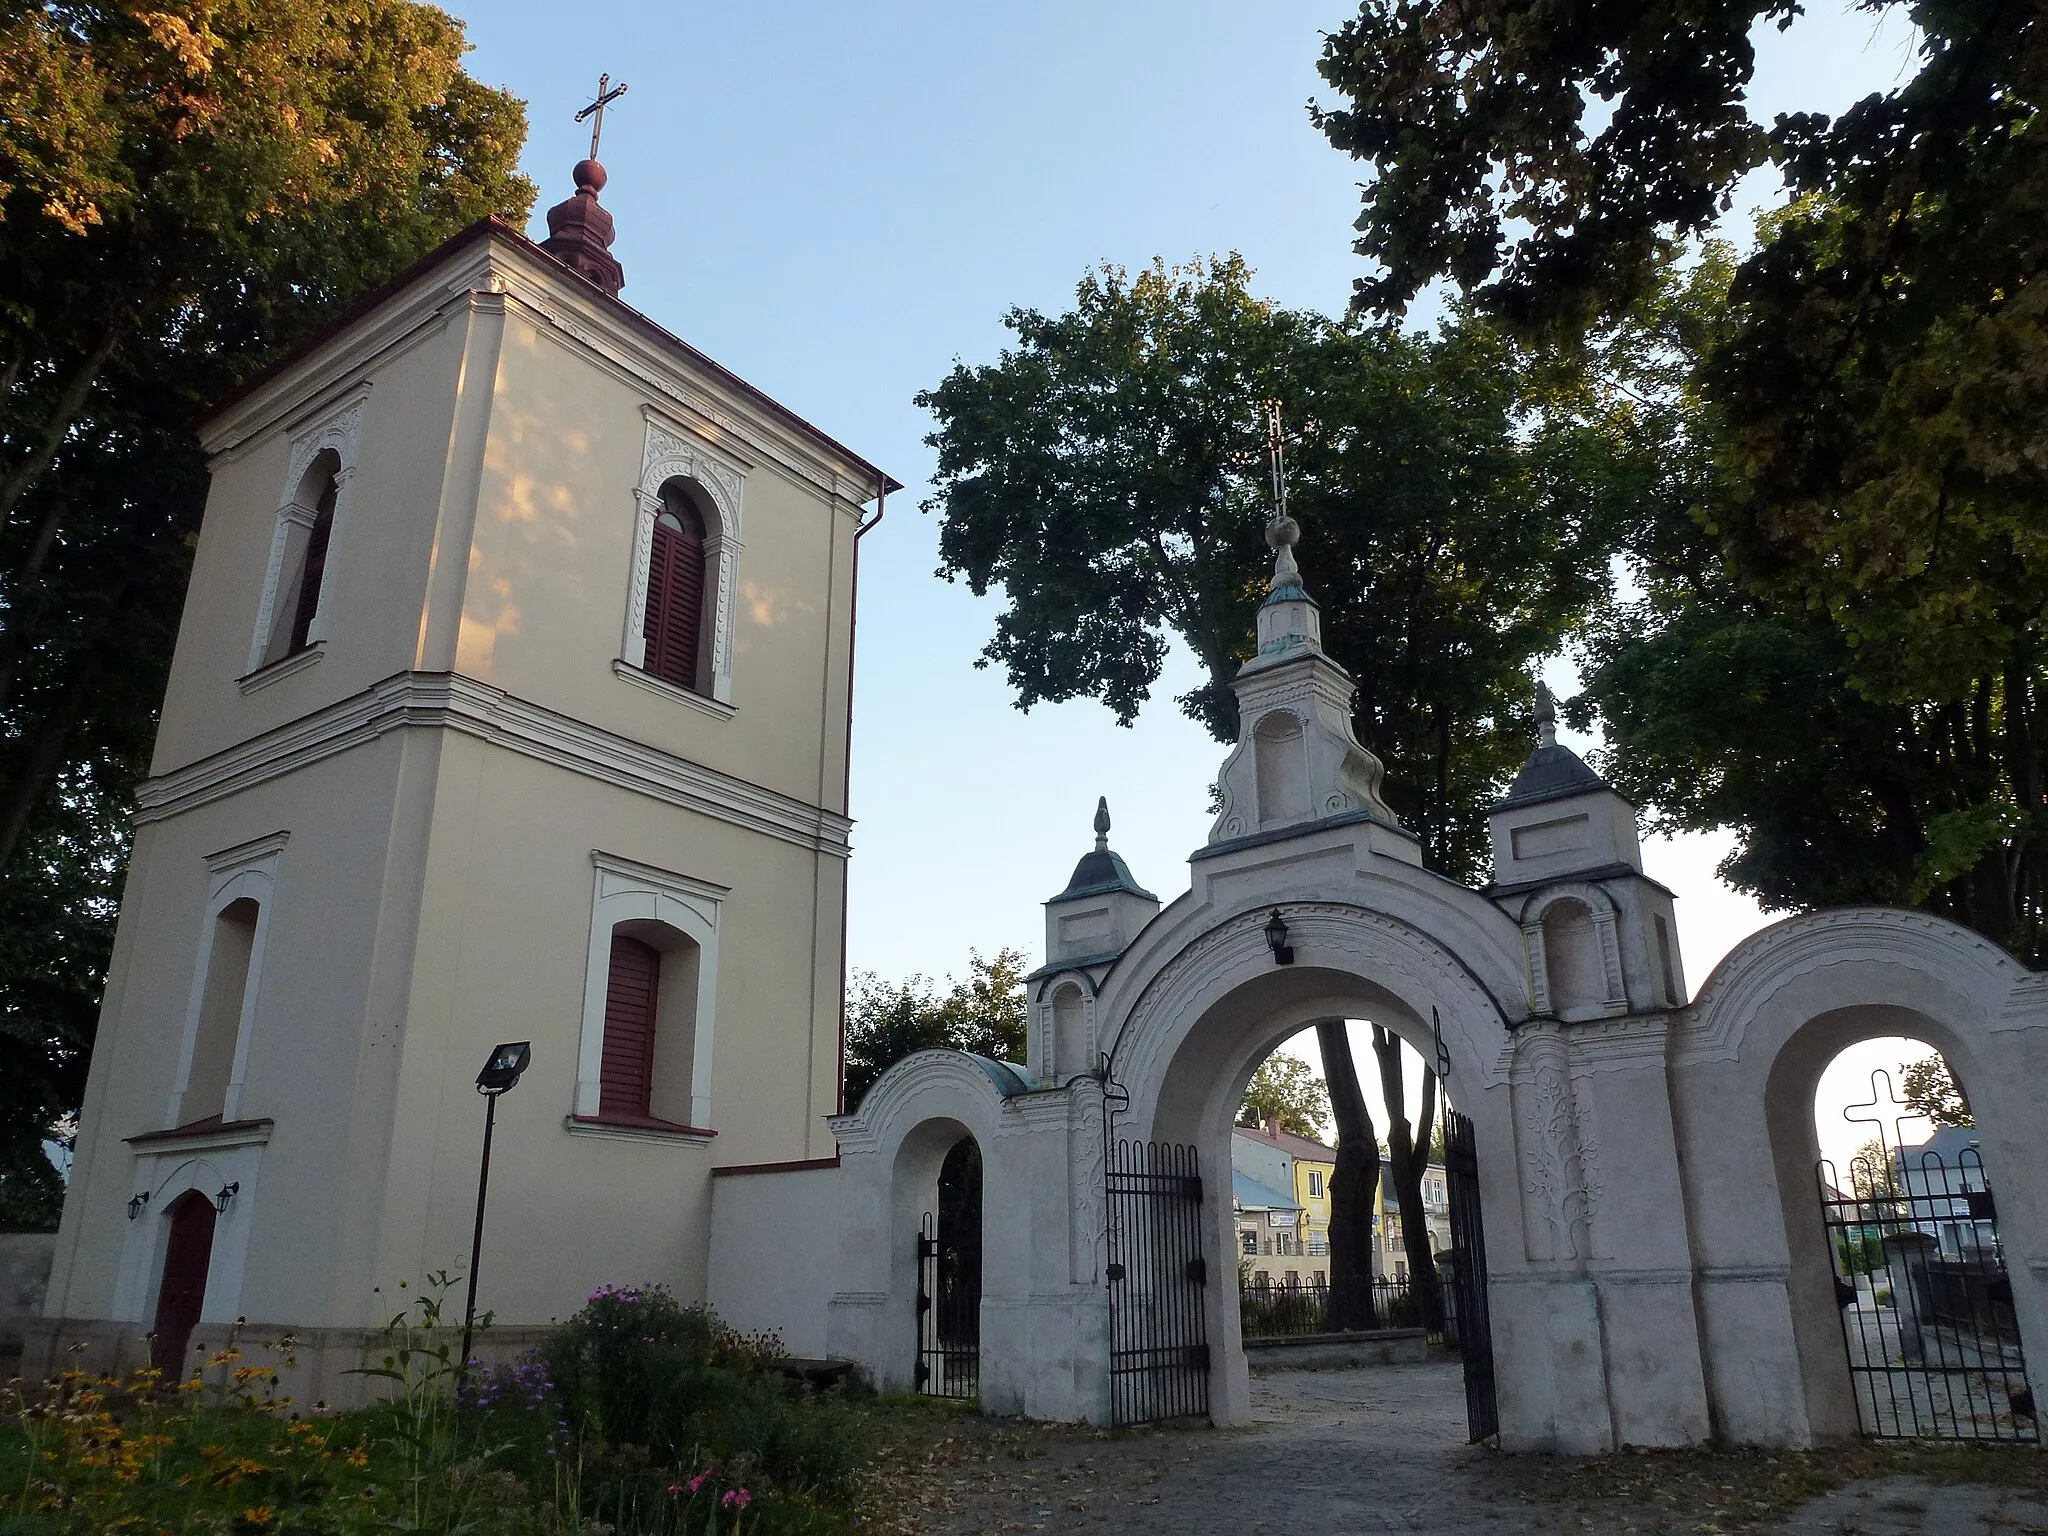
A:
1316;0;2048;958
1237;1050;1329;1139
0;0;535;1218
919;257;1657;878
1901;1056;1972;1129
842;949;1029;1109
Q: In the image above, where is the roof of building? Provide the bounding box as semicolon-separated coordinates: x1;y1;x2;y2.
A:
1233;1121;1338;1162
1050;796;1158;903
1898;1124;1984;1167
1232;1170;1301;1212
200;213;899;496
1492;682;1616;811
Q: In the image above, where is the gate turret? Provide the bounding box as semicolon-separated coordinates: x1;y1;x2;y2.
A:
1207;515;1414;860
1026;798;1159;1085
1487;686;1685;1019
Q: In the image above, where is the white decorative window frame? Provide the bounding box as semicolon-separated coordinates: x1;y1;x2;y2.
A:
574;851;727;1128
165;832;288;1127
246;388;367;675
623;408;746;706
1520;882;1628;1019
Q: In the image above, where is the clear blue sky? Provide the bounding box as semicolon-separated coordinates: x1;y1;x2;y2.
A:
458;0;1925;1157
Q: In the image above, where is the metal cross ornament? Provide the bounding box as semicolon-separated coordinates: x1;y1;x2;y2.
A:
575;73;629;160
1263;398;1289;521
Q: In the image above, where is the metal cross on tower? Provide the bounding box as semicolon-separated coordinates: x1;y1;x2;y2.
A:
1263;398;1289;522
575;73;629;161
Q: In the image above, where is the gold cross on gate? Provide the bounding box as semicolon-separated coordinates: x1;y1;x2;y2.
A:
575;73;629;161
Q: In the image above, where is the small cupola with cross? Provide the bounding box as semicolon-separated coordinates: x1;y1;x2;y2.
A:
539;74;630;297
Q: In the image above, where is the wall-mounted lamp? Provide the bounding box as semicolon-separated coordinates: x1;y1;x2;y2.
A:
126;1191;150;1220
213;1182;240;1213
1265;908;1295;966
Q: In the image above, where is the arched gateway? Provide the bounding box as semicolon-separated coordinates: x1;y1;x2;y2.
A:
746;520;2048;1451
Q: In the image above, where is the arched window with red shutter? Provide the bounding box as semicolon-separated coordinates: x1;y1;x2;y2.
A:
599;932;662;1120
642;482;707;691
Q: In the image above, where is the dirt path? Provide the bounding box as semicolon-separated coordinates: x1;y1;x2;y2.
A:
866;1361;2048;1535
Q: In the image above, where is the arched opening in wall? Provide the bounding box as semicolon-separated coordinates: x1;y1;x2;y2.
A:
262;448;340;666
1803;1032;2034;1442
1138;970;1502;1442
1050;982;1087;1082
597;921;704;1129
1540;898;1605;1020
1231;1025;1459;1346
151;1188;218;1376
1253;711;1310;824
919;1135;983;1399
182;897;259;1126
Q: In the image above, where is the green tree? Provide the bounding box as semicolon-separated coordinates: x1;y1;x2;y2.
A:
0;0;535;1207
842;948;1029;1108
1901;1056;1972;1129
1315;0;2048;959
918;256;1648;880
1238;1050;1330;1139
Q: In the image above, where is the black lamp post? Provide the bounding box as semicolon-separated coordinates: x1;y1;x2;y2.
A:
1265;908;1295;966
457;1040;530;1389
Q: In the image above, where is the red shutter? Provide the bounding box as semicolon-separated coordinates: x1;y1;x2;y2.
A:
643;510;706;691
288;479;338;655
599;934;661;1119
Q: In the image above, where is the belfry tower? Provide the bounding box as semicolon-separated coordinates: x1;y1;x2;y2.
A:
33;151;895;1396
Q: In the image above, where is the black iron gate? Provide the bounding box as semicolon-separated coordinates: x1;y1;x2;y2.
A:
915;1210;979;1398
1106;1139;1209;1425
1819;1133;2036;1442
1442;1108;1499;1443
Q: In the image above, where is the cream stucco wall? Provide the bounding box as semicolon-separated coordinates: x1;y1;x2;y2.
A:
39;223;884;1377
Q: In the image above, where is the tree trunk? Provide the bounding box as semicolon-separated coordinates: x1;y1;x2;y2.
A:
1372;1024;1445;1332
0;324;124;529
1316;1020;1379;1332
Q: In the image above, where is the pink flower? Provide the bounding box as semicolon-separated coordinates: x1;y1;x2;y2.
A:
723;1488;752;1509
687;1472;709;1494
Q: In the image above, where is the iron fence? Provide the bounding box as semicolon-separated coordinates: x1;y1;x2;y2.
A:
1238;1274;1439;1343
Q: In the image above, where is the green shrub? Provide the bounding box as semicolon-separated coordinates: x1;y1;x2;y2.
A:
540;1283;867;1503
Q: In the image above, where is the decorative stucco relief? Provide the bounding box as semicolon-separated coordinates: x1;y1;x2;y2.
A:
1521;1059;1601;1261
1068;1089;1105;1285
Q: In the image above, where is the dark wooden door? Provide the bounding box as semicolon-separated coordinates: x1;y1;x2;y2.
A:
151;1190;217;1377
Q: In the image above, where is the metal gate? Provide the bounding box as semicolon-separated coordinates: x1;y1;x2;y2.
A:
1106;1139;1209;1425
1443;1108;1499;1443
914;1210;979;1398
1820;1137;2036;1441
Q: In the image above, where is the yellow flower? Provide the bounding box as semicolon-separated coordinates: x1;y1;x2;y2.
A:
238;1507;277;1527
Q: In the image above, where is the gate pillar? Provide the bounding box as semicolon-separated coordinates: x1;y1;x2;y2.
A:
1495;1021;1713;1451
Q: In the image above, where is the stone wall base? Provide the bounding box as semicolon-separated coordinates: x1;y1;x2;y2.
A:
18;1317;555;1410
1243;1327;1431;1374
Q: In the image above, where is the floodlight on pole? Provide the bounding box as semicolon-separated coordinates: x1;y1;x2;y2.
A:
457;1041;530;1390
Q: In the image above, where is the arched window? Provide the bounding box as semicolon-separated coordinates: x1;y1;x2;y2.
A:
181;897;260;1125
286;474;336;655
595;921;706;1127
260;450;340;667
642;484;707;692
